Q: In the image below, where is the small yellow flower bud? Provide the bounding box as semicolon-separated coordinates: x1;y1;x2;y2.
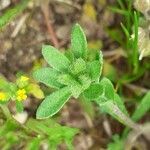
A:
17;76;29;88
16;89;27;101
20;76;29;82
0;92;6;101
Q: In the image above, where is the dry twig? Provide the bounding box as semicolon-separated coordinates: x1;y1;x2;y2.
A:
41;0;59;48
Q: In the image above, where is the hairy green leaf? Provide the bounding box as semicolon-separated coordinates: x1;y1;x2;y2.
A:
69;58;86;75
57;73;83;98
96;78;131;125
99;77;114;101
57;74;74;86
0;77;17;95
78;74;91;90
70;82;82;99
33;67;62;89
36;87;71;119
99;101;135;127
64;50;74;62
114;93;129;116
71;24;87;59
42;45;70;72
87;60;101;81
0;77;10;91
83;83;103;100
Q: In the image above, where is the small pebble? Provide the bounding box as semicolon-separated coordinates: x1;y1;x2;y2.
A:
13;111;28;124
0;0;10;10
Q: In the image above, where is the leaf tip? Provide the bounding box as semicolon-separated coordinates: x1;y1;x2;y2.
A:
42;45;49;55
36;109;46;120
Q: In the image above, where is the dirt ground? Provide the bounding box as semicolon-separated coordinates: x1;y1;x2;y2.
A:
0;0;150;149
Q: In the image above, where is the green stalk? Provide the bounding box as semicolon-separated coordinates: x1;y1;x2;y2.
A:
0;0;30;29
133;11;139;74
0;104;12;119
98;101;141;131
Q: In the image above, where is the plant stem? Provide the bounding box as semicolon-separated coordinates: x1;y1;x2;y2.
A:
110;103;140;130
0;104;12;119
98;101;141;131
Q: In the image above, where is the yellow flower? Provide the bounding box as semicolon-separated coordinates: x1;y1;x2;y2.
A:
0;92;6;101
20;76;29;82
16;89;27;101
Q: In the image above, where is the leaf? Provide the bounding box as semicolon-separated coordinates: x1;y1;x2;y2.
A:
114;93;129;116
26;119;55;134
57;74;83;98
42;45;70;72
71;24;87;59
8;83;18;98
83;78;114;103
16;101;23;113
106;28;123;45
87;60;101;81
99;101;132;127
33;67;62;89
0;77;18;97
69;58;86;75
99;77;114;101
87;50;103;81
97;78;130;125
83;83;103;100
36;87;71;119
26;119;78;149
64;50;74;62
0;120;17;136
78;74;91;90
63;127;78;149
107;135;124;150
0;76;10;91
58;74;86;98
132;11;139;71
121;23;130;39
1;82;18;98
27;138;40;150
132;92;150;122
28;83;44;99
0;0;29;29
57;74;75;86
70;82;83;99
108;6;129;15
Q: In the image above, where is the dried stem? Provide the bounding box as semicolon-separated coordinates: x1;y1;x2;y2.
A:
41;1;59;48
